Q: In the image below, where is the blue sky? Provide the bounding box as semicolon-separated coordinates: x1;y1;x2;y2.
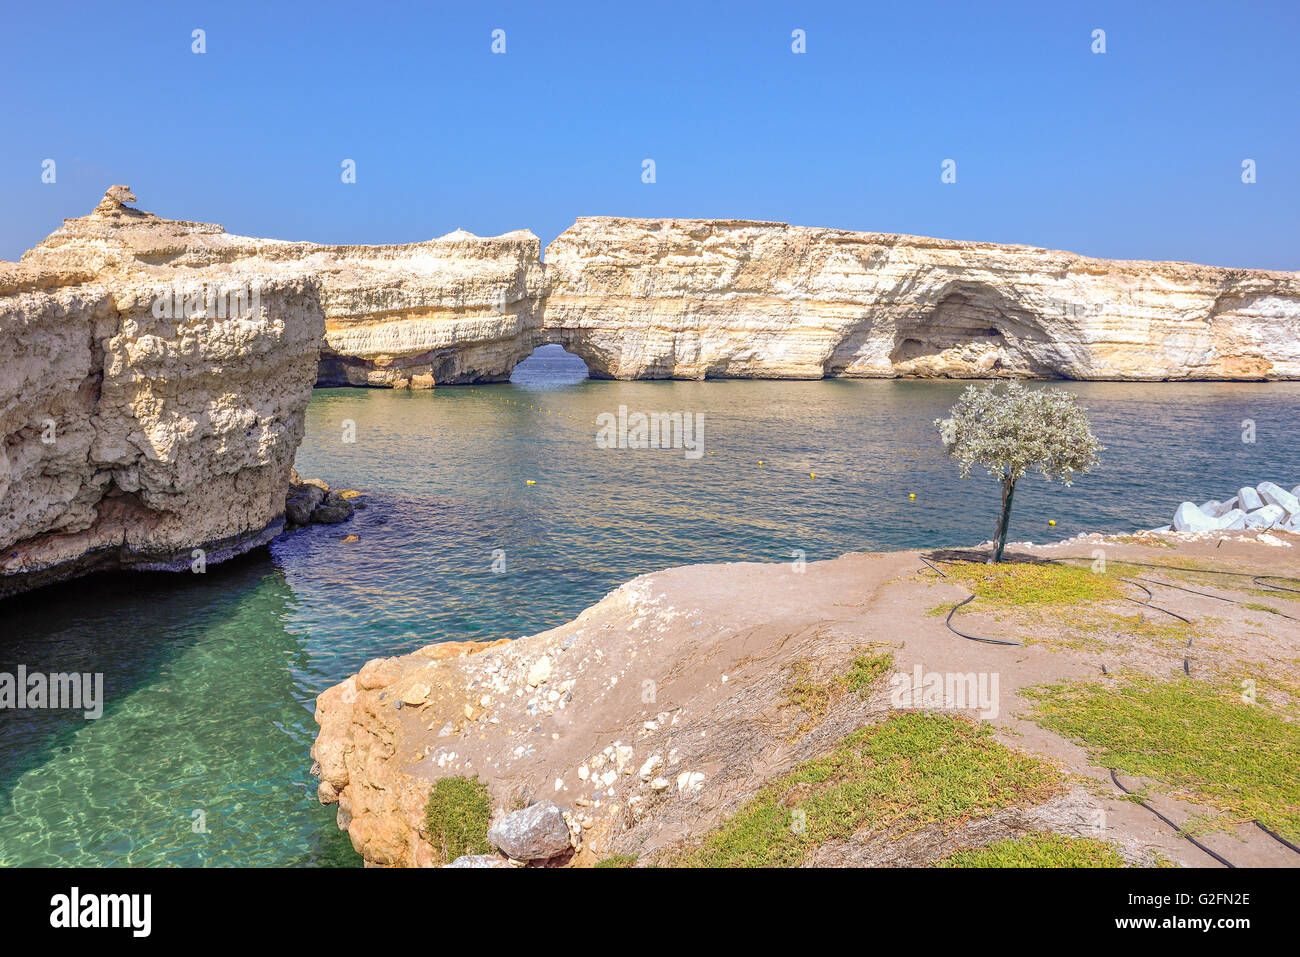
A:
2;0;1297;267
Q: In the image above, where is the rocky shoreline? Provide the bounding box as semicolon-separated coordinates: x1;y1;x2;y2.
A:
310;528;1300;868
1164;480;1300;534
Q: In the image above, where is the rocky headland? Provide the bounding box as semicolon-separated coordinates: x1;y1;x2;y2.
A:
311;530;1300;868
1;188;324;597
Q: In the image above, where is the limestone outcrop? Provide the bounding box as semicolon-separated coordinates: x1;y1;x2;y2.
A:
543;218;1300;381
23;195;1299;388
1;189;324;597
23;191;546;390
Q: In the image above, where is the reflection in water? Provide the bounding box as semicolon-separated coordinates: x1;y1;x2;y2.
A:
2;375;1299;865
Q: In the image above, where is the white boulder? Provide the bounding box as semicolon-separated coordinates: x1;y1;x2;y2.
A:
1199;500;1225;517
1172;502;1218;533
1244;504;1285;528
1215;508;1247;531
1257;482;1300;518
1237;486;1265;512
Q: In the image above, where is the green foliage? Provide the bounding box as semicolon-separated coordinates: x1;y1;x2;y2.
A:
936;382;1103;485
424;775;492;865
845;650;895;694
783;648;894;735
668;713;1061;867
936;832;1126;868
941;560;1121;606
593;854;639;868
1025;676;1300;840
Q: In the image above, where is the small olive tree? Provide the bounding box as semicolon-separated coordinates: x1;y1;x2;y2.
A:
936;382;1102;563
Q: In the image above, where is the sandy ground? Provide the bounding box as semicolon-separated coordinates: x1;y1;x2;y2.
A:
311;528;1300;867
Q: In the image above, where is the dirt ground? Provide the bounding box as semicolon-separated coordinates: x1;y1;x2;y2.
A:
311;527;1300;868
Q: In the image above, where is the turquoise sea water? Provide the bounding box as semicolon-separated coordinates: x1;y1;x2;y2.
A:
2;345;1298;866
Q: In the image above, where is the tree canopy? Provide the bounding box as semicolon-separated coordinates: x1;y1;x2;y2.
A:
936;382;1102;487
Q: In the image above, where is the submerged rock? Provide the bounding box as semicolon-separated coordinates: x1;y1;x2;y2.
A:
310;491;355;525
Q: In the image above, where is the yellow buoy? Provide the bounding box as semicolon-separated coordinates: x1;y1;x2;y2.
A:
909;493;916;500
1048;519;1057;526
758;460;764;466
810;472;816;479
525;480;536;486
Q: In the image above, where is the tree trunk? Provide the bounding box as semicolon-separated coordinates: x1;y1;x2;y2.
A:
989;477;1016;563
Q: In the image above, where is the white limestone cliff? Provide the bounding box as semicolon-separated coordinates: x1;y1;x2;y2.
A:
1;189;324;597
543;218;1300;381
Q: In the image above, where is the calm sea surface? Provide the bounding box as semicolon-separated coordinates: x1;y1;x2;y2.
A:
2;345;1297;866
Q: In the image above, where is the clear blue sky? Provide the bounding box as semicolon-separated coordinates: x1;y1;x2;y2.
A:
2;0;1297;268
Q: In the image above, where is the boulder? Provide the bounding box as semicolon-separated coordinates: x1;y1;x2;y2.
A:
285;482;327;525
444;854;513;868
1172;502;1217;533
310;491;355;524
1291;486;1300;501
1257;482;1300;518
1244;504;1285;528
1215;508;1247;531
1198;500;1224;517
486;801;574;861
1237;486;1265;512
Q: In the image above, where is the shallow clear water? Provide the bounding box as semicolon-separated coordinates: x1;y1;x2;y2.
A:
2;345;1298;866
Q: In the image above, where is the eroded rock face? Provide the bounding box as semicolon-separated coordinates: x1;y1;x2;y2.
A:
1;189;325;597
543;218;1300;381
25;197;1299;387
23;192;547;390
310;555;922;867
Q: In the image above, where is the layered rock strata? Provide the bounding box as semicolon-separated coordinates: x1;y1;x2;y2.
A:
543;218;1300;381
23;190;546;390
22;194;1300;388
0;189;324;597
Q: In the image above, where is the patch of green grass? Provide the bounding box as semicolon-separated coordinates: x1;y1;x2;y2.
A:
1241;601;1283;616
424;775;492;865
1025;676;1300;841
942;560;1121;607
845;650;895;695
936;832;1125;868
782;648;894;736
593;854;638;868
667;713;1062;868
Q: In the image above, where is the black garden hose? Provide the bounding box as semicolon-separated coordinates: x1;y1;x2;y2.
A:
1109;769;1236;868
919;551;1300;862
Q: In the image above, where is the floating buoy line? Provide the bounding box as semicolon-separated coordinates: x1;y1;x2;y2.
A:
465;388;1059;524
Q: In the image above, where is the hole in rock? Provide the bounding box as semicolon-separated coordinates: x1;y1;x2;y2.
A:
509;343;590;388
